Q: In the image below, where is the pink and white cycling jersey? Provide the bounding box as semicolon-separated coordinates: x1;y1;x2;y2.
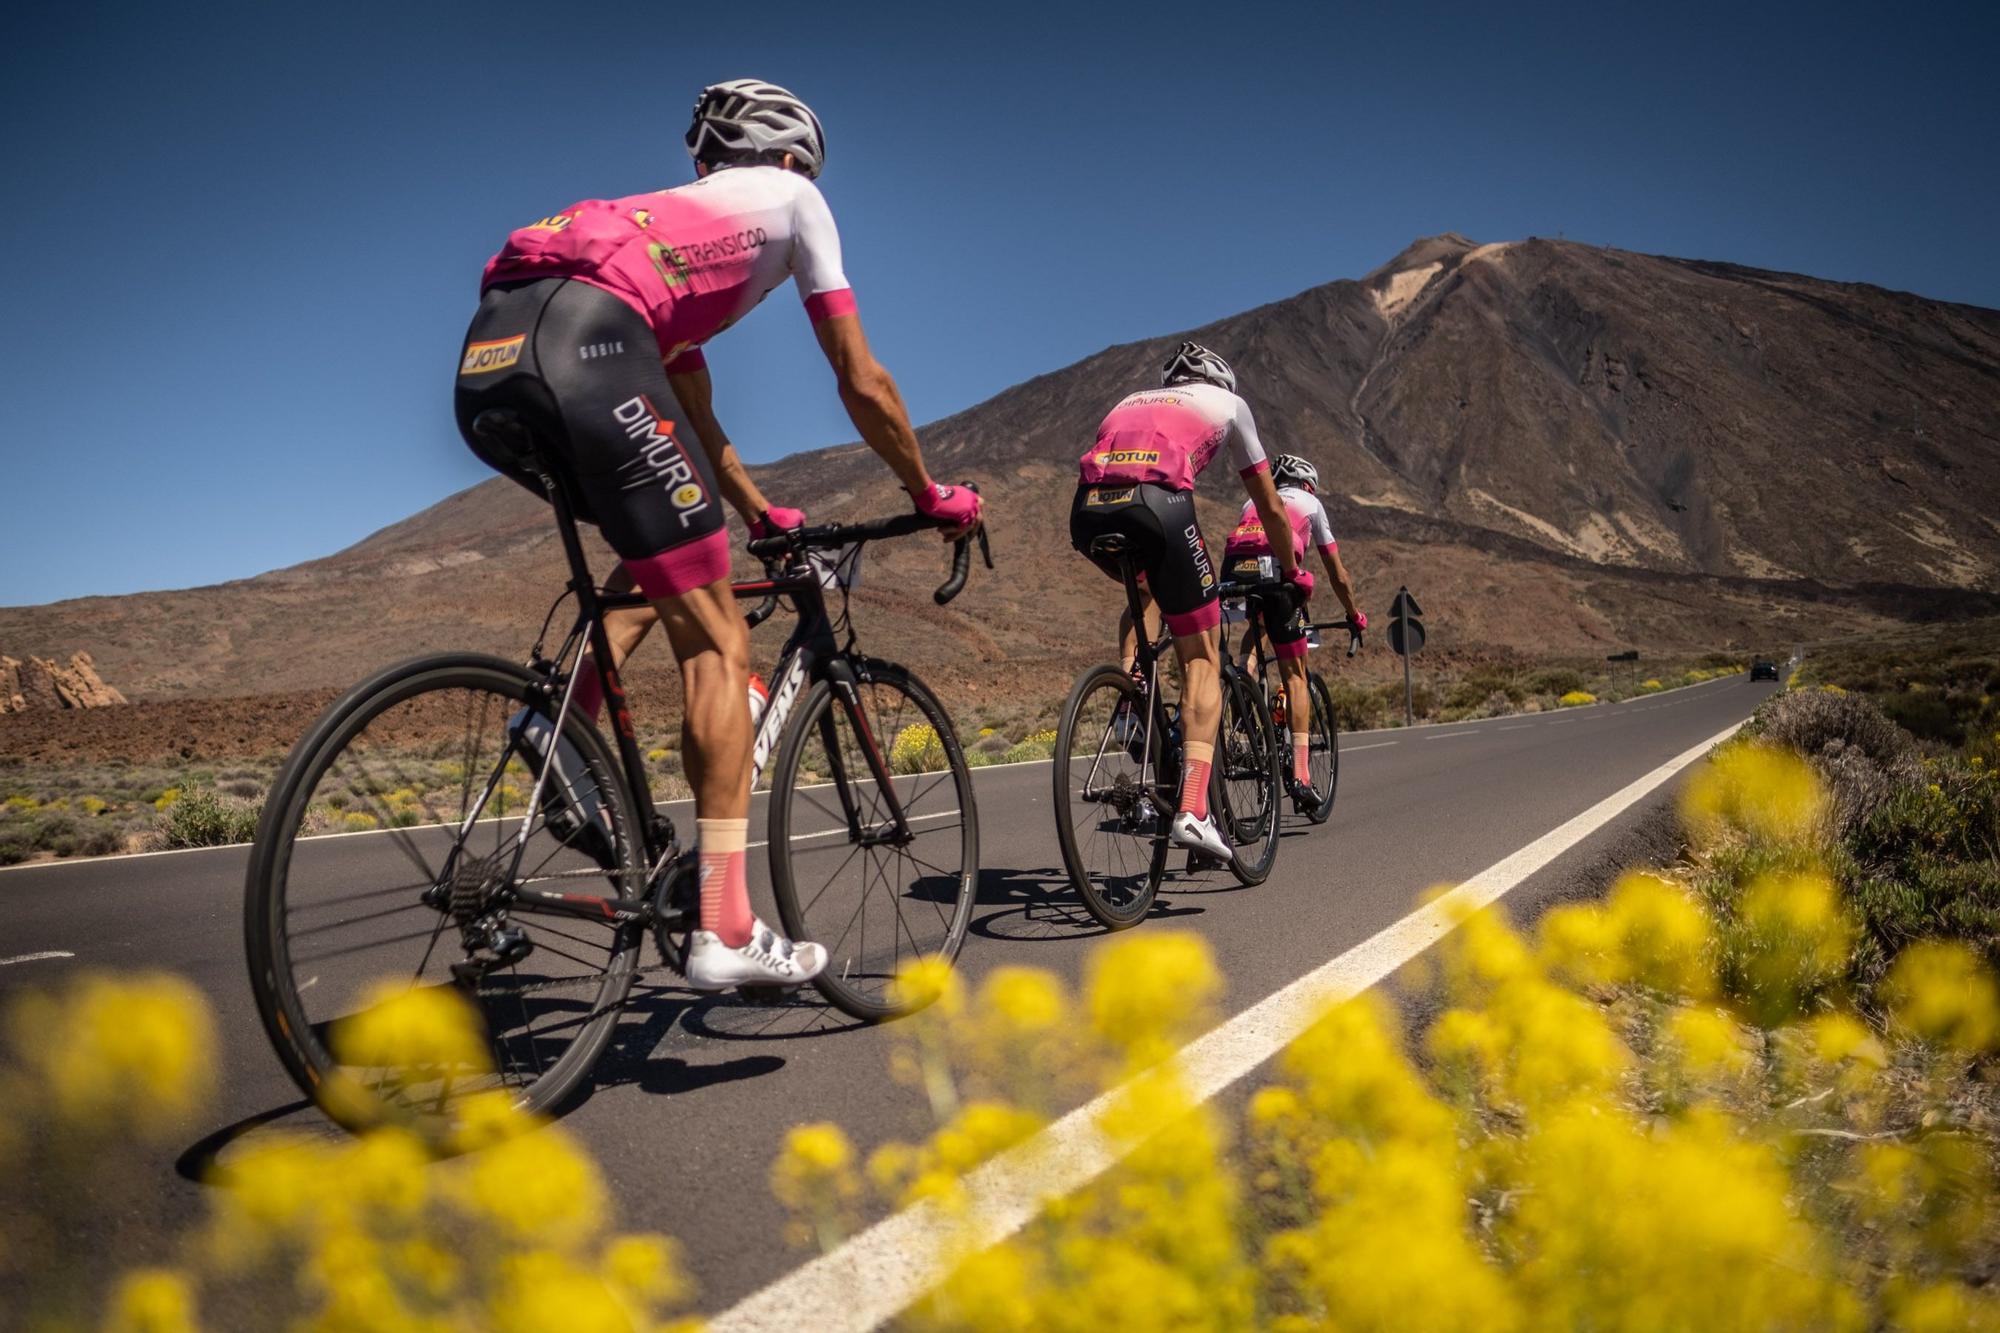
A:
1225;484;1337;558
482;165;853;372
1077;381;1268;492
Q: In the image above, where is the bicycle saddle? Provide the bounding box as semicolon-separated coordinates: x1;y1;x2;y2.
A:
470;408;546;472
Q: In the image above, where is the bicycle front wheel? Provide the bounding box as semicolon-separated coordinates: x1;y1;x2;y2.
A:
1215;664;1283;886
1054;664;1170;929
244;654;645;1133
1304;670;1340;824
768;659;978;1021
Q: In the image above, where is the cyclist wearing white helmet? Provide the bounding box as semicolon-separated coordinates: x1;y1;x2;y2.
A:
1070;341;1305;861
1224;453;1364;812
454;79;982;991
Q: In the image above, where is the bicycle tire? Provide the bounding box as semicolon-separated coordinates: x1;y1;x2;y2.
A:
1216;664;1283;886
1304;670;1340;824
245;653;644;1134
1054;663;1171;928
768;659;978;1021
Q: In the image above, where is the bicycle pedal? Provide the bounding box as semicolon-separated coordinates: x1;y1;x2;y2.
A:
1185;850;1224;873
735;983;796;1006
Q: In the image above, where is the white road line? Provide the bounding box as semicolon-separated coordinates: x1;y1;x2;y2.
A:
1422;730;1476;741
1499;724;1532;731
0;951;75;967
710;718;1749;1333
1340;741;1398;753
748;809;961;851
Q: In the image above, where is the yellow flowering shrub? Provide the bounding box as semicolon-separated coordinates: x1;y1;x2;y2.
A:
892;722;950;774
1558;689;1597;707
1;972;696;1331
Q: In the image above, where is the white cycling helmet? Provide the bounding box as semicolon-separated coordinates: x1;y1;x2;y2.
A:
686;80;826;179
1161;341;1236;393
1272;454;1319;492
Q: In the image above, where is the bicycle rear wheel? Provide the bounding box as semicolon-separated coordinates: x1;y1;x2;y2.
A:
1216;664;1283;885
1054;664;1171;929
768;659;978;1021
1304;670;1340;824
244;654;644;1133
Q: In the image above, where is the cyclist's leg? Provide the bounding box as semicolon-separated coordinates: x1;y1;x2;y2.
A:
1264;598;1313;785
528;283;814;981
1130;486;1222;820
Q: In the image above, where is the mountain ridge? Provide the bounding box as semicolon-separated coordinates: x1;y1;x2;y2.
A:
3;234;1996;702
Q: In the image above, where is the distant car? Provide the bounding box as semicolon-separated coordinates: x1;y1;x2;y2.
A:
1750;660;1780;681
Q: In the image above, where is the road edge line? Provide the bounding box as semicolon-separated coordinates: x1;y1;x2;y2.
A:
709;717;1748;1333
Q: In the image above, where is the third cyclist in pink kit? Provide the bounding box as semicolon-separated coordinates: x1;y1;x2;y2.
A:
1069;343;1305;860
1223;454;1364;812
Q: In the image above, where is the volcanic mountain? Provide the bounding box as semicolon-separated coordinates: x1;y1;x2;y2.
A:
4;234;1997;708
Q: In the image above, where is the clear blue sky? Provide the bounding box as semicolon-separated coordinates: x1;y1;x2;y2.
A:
4;0;1994;607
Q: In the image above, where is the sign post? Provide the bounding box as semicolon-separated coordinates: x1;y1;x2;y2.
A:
1387;587;1425;727
1607;648;1639;694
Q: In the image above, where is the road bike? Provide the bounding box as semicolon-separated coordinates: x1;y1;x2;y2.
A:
1050;534;1284;931
1217;556;1362;826
244;406;989;1131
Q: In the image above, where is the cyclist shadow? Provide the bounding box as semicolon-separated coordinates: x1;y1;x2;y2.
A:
969;864;1207;942
561;979;864;1112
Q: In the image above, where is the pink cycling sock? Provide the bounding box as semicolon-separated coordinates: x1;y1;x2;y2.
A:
1179;740;1214;820
697;817;753;948
572;657;605;723
1293;733;1311;785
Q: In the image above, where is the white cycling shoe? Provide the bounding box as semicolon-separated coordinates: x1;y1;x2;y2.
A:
684;916;828;992
1169;810;1234;861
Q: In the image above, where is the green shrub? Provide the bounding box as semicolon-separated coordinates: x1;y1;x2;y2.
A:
159;788;260;849
1001;729;1057;764
1528;668;1586;697
965;749;995;768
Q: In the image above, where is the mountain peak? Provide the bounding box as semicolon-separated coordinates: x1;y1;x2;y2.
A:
1367;233;1481;282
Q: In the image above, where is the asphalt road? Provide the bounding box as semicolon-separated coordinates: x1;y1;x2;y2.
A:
0;671;1777;1318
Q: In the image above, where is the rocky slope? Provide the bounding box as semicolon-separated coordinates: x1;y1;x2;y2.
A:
2;235;1995;706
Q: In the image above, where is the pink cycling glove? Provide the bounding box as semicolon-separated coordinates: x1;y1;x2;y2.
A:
911;482;982;537
1283;566;1315;601
1351;610;1368;631
748;505;806;540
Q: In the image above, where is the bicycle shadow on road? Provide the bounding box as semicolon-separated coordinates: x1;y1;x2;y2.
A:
968;863;1207;944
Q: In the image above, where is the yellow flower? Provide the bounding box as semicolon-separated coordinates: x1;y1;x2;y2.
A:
487;1249;632;1333
1559;690;1597;707
600;1233;690;1308
331;981;493;1083
980;966;1065;1036
104;1268;199;1333
342;811;381;832
1886;940;2000;1053
7;973;216;1138
770;1122;857;1208
1085;932;1220;1065
1682;742;1827;844
890;722;947;773
890;955;965;1018
1604;872;1714;998
1666;1006;1753;1081
451;1123;606;1246
1796;1011;1888;1076
1734;870;1852;1023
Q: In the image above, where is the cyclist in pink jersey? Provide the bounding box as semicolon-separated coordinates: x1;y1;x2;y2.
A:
454;80;982;991
1223;455;1364;810
1070;342;1305;861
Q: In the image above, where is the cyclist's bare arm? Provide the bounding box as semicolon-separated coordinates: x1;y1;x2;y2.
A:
1321;544;1361;621
667;363;776;523
1240;468;1300;575
812;313;935;498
